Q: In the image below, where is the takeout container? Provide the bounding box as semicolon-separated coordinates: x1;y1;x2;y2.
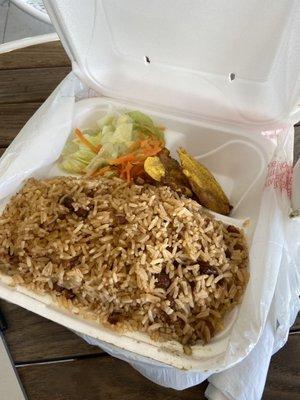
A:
0;0;300;389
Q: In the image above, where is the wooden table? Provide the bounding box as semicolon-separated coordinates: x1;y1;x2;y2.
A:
0;41;299;400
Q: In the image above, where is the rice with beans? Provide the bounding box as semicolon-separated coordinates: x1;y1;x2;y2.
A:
0;177;249;348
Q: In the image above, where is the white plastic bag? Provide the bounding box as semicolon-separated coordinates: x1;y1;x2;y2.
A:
81;126;300;390
0;73;299;391
205;133;300;400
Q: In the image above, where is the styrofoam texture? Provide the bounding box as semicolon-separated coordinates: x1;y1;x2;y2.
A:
0;96;274;371
44;0;300;126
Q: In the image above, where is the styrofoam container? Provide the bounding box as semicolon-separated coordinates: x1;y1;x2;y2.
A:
0;0;299;375
0;95;272;370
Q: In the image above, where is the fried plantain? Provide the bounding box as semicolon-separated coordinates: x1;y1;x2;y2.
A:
144;156;165;181
178;148;231;215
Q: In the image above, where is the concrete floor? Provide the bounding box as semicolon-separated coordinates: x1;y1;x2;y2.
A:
0;0;54;44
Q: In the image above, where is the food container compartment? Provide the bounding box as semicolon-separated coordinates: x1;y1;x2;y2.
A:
70;98;272;229
0;95;274;370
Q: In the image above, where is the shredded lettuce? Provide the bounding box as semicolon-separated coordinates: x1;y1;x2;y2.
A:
59;109;165;175
127;110;165;142
97;113;115;129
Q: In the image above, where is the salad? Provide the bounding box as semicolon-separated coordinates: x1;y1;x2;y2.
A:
60;110;165;182
60;109;231;215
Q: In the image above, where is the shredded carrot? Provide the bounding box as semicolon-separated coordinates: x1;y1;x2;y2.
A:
109;153;135;165
75;128;101;154
128;139;144;152
125;163;133;183
119;164;130;181
107;135;164;182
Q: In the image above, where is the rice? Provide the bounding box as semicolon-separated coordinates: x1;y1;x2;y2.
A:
0;176;248;347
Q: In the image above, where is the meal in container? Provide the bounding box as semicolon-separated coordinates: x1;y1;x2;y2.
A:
0;109;248;353
60;109;231;215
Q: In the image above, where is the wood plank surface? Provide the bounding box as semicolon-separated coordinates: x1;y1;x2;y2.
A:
0;102;42;146
14;335;300;400
0;42;70;70
292;315;300;332
263;335;300;399
0;301;101;363
0;66;71;104
16;356;206;400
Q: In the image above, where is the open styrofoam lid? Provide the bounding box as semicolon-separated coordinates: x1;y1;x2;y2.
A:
45;0;300;126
